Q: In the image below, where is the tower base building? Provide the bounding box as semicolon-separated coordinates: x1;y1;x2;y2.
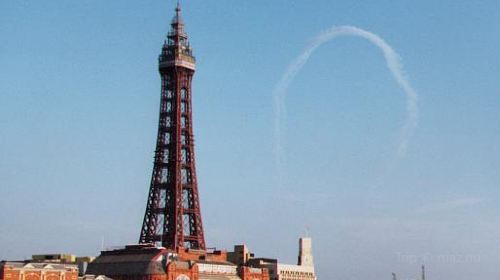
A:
86;244;269;280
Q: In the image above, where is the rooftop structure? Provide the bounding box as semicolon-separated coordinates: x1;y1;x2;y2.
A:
298;238;314;268
31;255;76;264
227;246;254;266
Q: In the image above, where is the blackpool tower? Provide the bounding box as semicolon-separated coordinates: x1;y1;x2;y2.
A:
139;3;206;251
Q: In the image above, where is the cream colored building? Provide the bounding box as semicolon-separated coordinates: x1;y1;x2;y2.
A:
275;263;315;280
244;238;316;280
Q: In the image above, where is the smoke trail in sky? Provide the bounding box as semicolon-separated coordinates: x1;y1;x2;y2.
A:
273;25;418;185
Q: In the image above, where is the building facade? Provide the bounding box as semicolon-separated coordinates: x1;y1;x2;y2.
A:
86;244;268;280
245;238;316;280
0;262;78;280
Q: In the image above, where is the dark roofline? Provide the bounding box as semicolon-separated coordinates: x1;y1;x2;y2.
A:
250;258;278;263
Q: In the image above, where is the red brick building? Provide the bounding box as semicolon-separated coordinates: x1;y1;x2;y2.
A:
0;262;78;280
86;244;268;280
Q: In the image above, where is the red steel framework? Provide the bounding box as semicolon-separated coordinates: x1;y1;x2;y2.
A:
140;3;206;250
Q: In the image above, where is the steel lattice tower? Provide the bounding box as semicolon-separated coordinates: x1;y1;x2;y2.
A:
140;3;206;250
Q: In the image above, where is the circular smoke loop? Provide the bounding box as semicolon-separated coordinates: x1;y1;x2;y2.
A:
273;25;419;186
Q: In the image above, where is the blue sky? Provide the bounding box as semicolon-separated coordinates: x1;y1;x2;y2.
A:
1;1;499;279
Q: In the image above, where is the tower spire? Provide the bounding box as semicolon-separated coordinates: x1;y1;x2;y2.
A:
172;0;183;26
